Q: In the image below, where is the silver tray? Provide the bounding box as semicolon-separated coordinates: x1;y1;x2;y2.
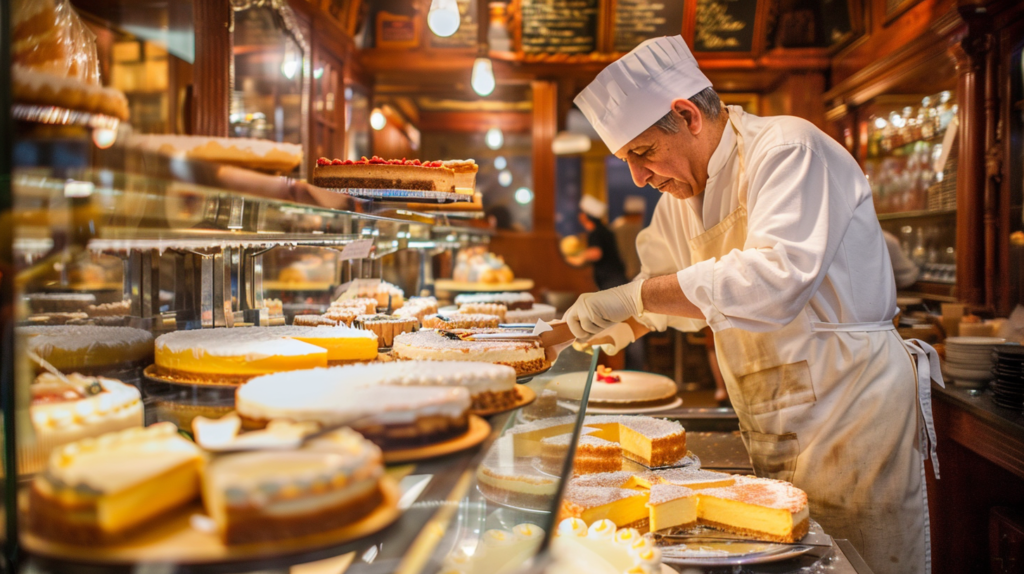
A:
655;519;832;566
323;187;474;204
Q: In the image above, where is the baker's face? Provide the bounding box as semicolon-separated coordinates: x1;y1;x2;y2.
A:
614;100;714;201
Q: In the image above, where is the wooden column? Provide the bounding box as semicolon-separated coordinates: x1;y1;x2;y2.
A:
952;17;989;307
193;0;232;136
532;80;557;232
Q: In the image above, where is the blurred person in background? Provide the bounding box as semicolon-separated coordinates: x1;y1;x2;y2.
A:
611;195;646;280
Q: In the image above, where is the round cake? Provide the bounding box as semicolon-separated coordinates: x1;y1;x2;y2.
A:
455;292;534;310
422;313;501;330
236;367;474;449
21;373;143;475
392;329;547;376
547;368;677;407
154;326;379;384
19;325;154;376
505;304;558;324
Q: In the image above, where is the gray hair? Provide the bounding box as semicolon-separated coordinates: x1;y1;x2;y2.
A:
652;87;723;134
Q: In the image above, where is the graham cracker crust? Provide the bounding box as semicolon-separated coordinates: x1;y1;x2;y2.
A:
221;481;383;544
149;365;252;386
698;516;809;544
471;388;519;412
240;412;469;450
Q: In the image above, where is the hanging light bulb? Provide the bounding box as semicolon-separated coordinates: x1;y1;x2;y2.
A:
427;0;461;37
498;169;512;187
514;187;533;205
370;108;387;130
494;156;507;170
485;127;504;150
471;57;496;96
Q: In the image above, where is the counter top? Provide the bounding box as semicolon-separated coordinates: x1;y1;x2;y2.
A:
932;383;1024;443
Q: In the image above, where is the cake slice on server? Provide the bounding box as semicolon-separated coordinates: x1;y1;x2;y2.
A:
647;484;698;532
313;157;456;192
695;475;810;543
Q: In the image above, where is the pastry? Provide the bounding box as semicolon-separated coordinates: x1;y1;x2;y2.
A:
547;368;678;408
19;325;154;376
441;159;478;195
422;313;501;330
263;298;283;317
201;427;384;544
354;314;418;348
453;247;514;284
354;281;405;310
293;314;339;327
24;312;89;325
442;523;544;574
236;369;472;449
314;156;455;192
85;300;130;318
330;297;380;315
392;329;547;376
28;423;204;544
541;432;623;475
458;303;507;321
520;388;568;421
552;518;662;574
696;475;809;543
509;415;686;468
647;484;698;532
21;373;143;475
323;306;362;326
153;326;379;385
394;296;439;323
455;292;535;310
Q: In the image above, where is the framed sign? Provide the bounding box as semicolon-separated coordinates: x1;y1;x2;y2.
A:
613;0;685;53
520;0;600;54
693;0;758;52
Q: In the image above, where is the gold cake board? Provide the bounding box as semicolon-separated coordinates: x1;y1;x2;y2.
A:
383;414;490;464
21;475;401;565
473;385;536;417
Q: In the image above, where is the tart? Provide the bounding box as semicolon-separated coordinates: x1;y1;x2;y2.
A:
393;296;439;323
354;314;419;348
314;156;455;193
647;484;698;532
202;427;384;544
508;415;686;468
547;368;678;408
476;436;558;511
28;423;204;544
696;475;810;543
392;329;547;376
540;432;622;475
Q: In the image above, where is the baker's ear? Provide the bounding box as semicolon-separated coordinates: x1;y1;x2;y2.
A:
670;98;703;136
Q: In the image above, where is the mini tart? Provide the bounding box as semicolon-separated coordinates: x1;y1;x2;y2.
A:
392;329;547;376
313;157;455;193
455;292;535;310
354;281;405;310
202;427;384;544
422;313;501;330
458;303;507;321
236;368;473;450
323;307;362;326
552;518;662;574
354;314;419;348
19;325;154;374
28;423;205;544
21;373;143;475
153;326;379;384
394;297;439;323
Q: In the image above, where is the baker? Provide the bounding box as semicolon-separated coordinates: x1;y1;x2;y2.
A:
565;35;942;574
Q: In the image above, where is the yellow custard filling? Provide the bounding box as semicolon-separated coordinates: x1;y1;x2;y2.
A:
156;341;328;376
291;335;378;361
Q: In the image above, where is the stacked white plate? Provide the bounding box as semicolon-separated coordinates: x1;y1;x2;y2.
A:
944;336;1006;387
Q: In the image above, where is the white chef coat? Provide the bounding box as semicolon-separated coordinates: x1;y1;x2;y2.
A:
635;107;899;334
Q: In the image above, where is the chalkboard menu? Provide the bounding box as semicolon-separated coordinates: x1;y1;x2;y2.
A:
428;0;478;49
821;0;853;44
694;0;758;52
614;0;684;53
521;0;599;54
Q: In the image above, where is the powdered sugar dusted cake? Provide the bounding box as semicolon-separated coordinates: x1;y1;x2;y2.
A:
421;312;501;330
392;329;547;376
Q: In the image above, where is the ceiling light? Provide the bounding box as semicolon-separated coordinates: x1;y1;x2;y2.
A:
498;170;512;187
514;187;533;205
370;108;386;130
427;0;461;37
874;117;887;129
471;57;496;96
485;127;503;150
494;156;507;170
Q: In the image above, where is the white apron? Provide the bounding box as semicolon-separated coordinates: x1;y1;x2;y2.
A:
690;111;943;574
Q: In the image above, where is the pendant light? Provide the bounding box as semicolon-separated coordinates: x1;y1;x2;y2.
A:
471;57;496;97
370;108;387;130
427;0;461;37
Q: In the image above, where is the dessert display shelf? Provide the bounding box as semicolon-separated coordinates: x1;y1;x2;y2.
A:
12;103;121;130
321;187;477;204
382;414;491;464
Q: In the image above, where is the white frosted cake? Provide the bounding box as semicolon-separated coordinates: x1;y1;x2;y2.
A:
547;368;677;407
236;371;472;449
392;329;547;376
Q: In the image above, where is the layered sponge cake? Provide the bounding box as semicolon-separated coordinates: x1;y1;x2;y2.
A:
153;326;378;384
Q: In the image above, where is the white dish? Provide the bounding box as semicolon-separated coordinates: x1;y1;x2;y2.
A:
943;364;994;381
946;336;1007;346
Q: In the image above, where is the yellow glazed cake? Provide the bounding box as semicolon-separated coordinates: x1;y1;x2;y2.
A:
201;427;384;544
20;373;143;475
153;326;379;384
28;423;205;544
19;325;154;375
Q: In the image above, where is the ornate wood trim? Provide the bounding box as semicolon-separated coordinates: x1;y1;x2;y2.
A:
193;0;232;136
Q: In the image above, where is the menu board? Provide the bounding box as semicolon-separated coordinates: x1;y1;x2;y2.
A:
428;0;478;49
694;0;758;52
613;0;684;53
520;0;599;54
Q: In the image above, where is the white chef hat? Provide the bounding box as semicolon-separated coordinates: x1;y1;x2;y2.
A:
574;35;713;153
623;195;647;215
579;195;607;219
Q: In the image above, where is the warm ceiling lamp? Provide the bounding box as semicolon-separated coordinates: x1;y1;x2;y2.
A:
427;0;461;37
370;108;387;130
485;127;504;150
471;57;496;97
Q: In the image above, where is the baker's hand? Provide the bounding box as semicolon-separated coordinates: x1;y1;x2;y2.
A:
563;280;645;339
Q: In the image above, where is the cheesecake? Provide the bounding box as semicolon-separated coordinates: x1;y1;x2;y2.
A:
540;432;622;475
561;472;651;530
647;484;697;532
476;436;559;511
655;467;735;490
457;303;507;321
314;156;455;193
201;427;384;544
28;423;204;544
696;475;810;543
19;325;154;376
392;329;548;376
421;313;501;330
508;415;686;468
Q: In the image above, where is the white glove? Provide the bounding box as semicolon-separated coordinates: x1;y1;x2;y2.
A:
564;280;645;339
595;322;636;356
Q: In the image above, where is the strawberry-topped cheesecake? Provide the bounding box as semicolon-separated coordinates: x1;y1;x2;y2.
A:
313;156;456;192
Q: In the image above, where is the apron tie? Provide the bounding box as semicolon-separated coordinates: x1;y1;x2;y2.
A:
902;338;944;479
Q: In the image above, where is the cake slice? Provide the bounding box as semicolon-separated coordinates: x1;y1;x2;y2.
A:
540;433;622;475
696;475;810;543
202;427;384;544
560;478;651;531
647;484;697;532
28;423;204;544
654;467;736;490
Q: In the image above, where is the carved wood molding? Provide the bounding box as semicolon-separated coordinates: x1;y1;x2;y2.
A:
193;0;232;137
